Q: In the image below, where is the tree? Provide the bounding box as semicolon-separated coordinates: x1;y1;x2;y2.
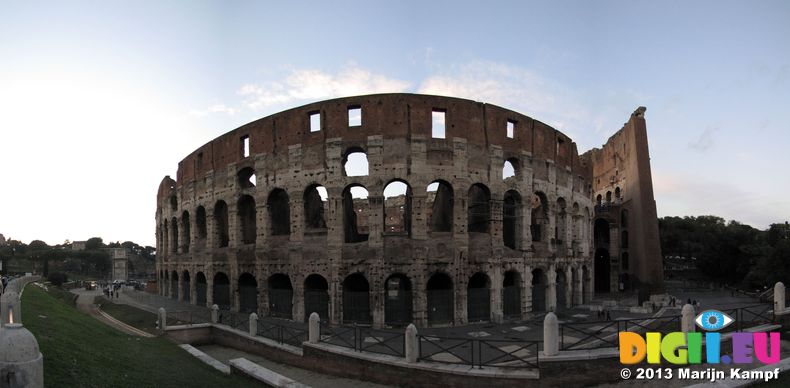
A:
85;237;104;250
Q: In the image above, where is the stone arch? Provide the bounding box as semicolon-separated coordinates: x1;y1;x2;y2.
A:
238;195;257;244
531;268;547;312
503;190;522;249
556;267;567;310
426;272;454;325
467;272;491;322
304;184;328;230
467;183;491;233
170;270;179;300
214;201;229;248
181;211;191;253
195;206;207;240
196;272;207;306
170;217;179;253
304;274;329;321
342;273;371;324
182;270;191;303
342;184;370;243
427;180;453;233
238;272;258;313
237;166;256;188
503;158;519;180
268;189;290;236
268;273;293;319
503;270;521;319
213;272;231;310
343;147;369;177
383;180;412;235
384;273;413;326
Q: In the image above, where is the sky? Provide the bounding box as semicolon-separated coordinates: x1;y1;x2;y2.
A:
1;0;788;247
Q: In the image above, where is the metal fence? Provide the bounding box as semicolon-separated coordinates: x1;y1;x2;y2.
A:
165;309;211;325
318;324;408;358
418;335;539;369
256;321;309;347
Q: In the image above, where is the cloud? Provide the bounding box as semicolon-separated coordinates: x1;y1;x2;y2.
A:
689;126;717;151
238;65;411;110
189;103;239;117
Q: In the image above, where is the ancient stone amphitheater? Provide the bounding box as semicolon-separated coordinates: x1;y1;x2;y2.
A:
155;93;662;328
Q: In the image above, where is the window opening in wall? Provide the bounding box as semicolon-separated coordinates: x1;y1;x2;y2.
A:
503;190;522;249
432;110;446;139
237;167;256;188
238;195;257;244
197;152;204;169
309;111;321;132
304;185;328;230
531;192;549;242
348;106;361;126
556;137;565;156
343;185;369;243
344;150;369;176
241;135;250;158
384;181;411;234
426;181;453;232
467;184;491;233
506;120;515;139
503;159;516;180
268;189;291;236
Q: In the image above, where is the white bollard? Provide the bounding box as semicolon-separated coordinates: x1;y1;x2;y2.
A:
158;307;167;331
774;282;785;314
308;312;320;344
1;290;21;325
681;304;695;333
249;313;258;336
405;324;418;363
543;312;559;356
211;304;219;324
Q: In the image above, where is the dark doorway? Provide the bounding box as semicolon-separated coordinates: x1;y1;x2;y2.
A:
595;248;611;293
556;269;567;310
182;271;191;303
213;272;230;310
467;272;490;322
196;272;207;306
238;273;258;313
268;274;293;319
342;273;371;324
502;270;521;319
384;274;413;326
427;273;454;325
304;274;329;321
531;268;546;312
171;271;178;299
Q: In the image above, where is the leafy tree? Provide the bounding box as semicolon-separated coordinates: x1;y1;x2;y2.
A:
85;237;104;250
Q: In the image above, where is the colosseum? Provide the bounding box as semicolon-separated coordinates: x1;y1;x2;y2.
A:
155;93;663;328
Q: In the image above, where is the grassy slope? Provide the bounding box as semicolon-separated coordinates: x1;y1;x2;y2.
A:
21;285;258;388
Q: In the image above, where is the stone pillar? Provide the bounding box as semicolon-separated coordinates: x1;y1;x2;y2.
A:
774;282;785;314
158;307;167;331
190;274;198;305
547;265;557;312
681;304;695;333
543;312;559;356
491;266;503;323
211;304;219;324
405;324;418;363
523;267;532;319
206;281;214;306
249;313;258;336
308;312;320;344
574;267;583;305
1;290;21;325
0;323;44;388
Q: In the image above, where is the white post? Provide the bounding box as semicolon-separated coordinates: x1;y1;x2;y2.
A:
405;324;418;363
249;313;258;336
211;304;219;323
158;307;167;331
681;304;695;333
1;290;21;325
774;282;785;314
308;312;320;344
543;312;559;356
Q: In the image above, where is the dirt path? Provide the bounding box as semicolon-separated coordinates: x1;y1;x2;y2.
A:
73;289;154;337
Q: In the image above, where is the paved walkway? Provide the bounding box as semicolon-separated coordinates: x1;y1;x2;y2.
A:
72;289;154;337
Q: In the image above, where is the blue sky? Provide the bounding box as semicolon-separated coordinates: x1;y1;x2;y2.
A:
1;0;788;246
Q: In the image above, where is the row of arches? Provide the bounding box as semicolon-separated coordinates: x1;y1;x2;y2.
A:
159;181;591;255
159;266;593;325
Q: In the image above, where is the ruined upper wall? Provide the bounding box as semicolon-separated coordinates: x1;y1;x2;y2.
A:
173;94;589;188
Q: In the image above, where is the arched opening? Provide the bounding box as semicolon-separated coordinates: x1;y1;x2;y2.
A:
503;270;521;319
304;185;328;230
164;271;170;297
181;211;191;253
555;198;567;249
426;180;453;233
502;158;518;180
531;268;547;312
342;273;371;324
556;268;567;310
171;270;179;299
596;194;602;206
614;187;621;200
467;272;491;322
467;184;491;233
343;148;369;177
304;274;329;321
213;272;231;310
196;272;207;306
196;206;207;240
605;191;612;204
214;201;229;248
503;190;522;249
268;274;293;319
384;274;413;326
237;167;256;188
383;180;412;234
170;217;179;253
594;218;611;248
238;195;257;244
161;221;168;255
531;192;549;242
238;273;258;313
595;248;611;293
169;195;177;211
182;270;191;303
268;189;291;236
342;185;369;243
426;273;454;325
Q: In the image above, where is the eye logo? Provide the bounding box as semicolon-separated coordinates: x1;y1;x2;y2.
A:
695;309;734;331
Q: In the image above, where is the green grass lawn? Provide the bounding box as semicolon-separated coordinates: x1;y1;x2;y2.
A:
21;284;259;388
94;296;160;335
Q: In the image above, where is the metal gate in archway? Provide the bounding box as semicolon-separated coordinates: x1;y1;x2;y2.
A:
427;289;453;324
384;276;412;326
304;290;329;321
343;292;371;324
269;289;293;319
503;285;521;318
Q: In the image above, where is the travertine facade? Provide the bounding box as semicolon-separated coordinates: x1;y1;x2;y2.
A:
155;93;660;327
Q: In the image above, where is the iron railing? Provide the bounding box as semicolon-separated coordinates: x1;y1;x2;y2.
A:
418;335;539;369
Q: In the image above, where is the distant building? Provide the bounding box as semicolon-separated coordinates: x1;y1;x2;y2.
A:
71;241;87;251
